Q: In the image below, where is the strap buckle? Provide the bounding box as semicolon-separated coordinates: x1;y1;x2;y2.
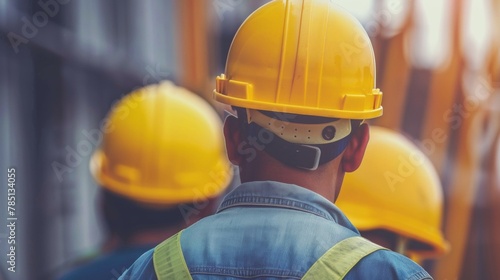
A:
289;144;321;171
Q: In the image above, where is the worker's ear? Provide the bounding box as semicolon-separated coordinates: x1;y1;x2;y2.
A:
341;123;369;172
223;115;245;166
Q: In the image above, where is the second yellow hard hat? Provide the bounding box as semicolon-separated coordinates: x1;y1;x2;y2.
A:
90;81;232;205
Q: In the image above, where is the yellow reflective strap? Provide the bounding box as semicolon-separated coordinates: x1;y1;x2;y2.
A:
153;230;193;280
302;236;387;280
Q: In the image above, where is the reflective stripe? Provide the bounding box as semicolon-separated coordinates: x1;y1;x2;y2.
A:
302;236;386;280
153;230;192;280
153;233;384;280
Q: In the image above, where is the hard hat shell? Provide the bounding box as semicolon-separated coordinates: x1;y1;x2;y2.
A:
337;126;448;258
214;0;382;119
90;81;232;205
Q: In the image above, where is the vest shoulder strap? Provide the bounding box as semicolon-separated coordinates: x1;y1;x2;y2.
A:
153;230;192;280
153;232;385;280
302;236;387;280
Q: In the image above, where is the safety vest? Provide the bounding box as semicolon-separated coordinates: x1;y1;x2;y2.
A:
153;230;386;280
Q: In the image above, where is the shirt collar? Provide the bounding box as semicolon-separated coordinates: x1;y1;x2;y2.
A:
217;181;359;234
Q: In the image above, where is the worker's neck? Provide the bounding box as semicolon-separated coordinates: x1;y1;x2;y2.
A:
242;156;342;202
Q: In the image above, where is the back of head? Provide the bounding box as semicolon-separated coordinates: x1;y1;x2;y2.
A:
214;0;383;172
336;126;449;259
90;81;232;236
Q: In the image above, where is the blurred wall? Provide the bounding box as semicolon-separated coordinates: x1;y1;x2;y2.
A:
2;1;179;279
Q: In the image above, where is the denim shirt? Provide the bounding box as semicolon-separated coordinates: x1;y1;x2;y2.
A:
120;181;432;280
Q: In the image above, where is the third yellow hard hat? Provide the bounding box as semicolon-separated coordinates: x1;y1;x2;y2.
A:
336;126;448;258
214;0;382;119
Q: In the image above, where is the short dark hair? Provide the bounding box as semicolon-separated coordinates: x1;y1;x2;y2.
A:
101;189;193;241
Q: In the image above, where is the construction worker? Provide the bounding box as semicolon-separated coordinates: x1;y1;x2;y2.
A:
120;1;433;279
336;126;449;261
58;81;232;280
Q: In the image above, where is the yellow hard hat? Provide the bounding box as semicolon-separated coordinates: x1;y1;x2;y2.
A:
336;126;448;258
214;0;382;119
90;81;232;205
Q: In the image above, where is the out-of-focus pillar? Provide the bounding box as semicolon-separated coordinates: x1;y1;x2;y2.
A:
176;0;211;97
372;1;414;131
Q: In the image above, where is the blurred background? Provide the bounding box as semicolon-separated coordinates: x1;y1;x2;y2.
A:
0;0;499;279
